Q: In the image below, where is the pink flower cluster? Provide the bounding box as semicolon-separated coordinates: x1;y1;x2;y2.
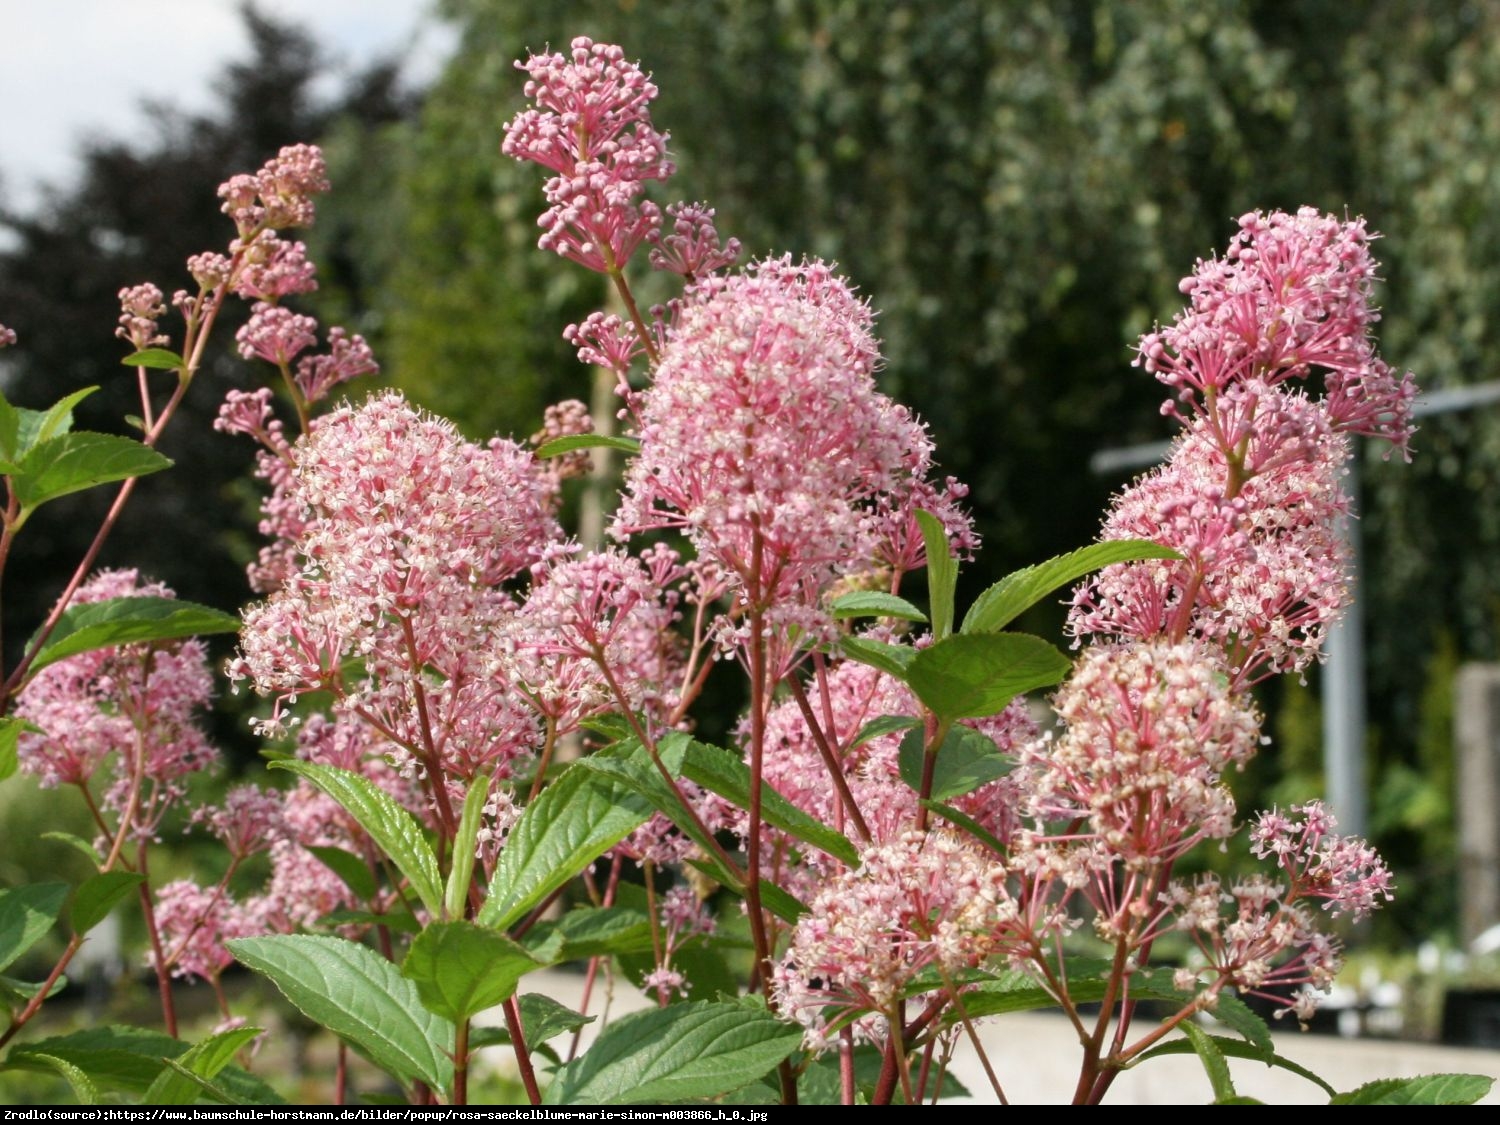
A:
503;37;675;273
17;570;218;823
616;257;969;656
218;143;330;236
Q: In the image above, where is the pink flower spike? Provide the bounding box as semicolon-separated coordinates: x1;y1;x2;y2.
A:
649;202;741;279
116;283;169;350
236;302;319;366
1251;801;1394;921
293;328;379;404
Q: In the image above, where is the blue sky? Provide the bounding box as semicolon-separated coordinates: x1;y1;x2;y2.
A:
1;1;455;214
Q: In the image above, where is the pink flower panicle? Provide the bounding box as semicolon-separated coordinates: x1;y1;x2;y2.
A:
218;144;330;236
233;233;319;302
615;256;965;655
0;324;16;349
294;327;379;405
1139;207;1414;457
1071;403;1350;684
563;311;643;379
236;302;318;366
192;784;288;860
152;881;261;982
1250;801;1394;921
774;830;1012;1049
17;570;219;820
1021;641;1259;865
116;283;169;350
214;388;284;447
503;37;674;273
649;202;741;280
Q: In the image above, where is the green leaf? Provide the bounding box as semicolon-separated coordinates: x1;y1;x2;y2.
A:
27;596;240;678
446;773;491;920
907;632;1071;720
228;934;453;1091
142;1026;262;1105
897;725;1011;802
1203;992;1273;1054
0;717;39;782
1330;1074;1494;1105
69;871;144;935
523;906;655;964
916;509;957;639
960;539;1182;634
830;590;927;623
840;635;915;680
535;433;641;457
0;972;67;1010
519;992;596;1045
1136;1034;1335;1097
7;1026;282;1103
305;845;379;902
40;833;100;866
542;1000;802;1105
478;761;652;931
12;387;97;460
920;799;1006;854
148;1058;239;1106
849;714;921;749
0;395;19;464
683;741;860;867
11;433;171;517
120;348;184;371
1180;1021;1236;1103
402;921;539;1022
0;882;70;973
319;907;420;935
271;760;443;918
28;1053;97;1105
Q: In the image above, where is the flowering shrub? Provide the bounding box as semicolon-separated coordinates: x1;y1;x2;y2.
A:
0;36;1489;1108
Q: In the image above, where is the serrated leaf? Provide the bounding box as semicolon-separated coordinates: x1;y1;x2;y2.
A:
1203;991;1273;1054
0;394;19;462
830;591;927;623
26;596;240;678
28;1053;97;1105
523;906;655;964
849;714;921;749
1330;1073;1494;1105
402;921;539;1022
536;433;640;457
518;992;597;1045
319;907;420;935
1135;1033;1335;1097
1180;1020;1236;1103
142;1026;262;1105
840;635;915;680
0;717;39;782
907;632;1071;720
11;432;171;516
305;845;378;902
0;882;70;973
120;348;184;371
228;935;453;1091
478;762;652;931
7;1026;282;1103
69;871;144;935
12;387;96;460
446;773;491;920
897;725;1011;802
683;741;860;867
960;539;1182;634
271;761;442;918
916;510;957;639
542;1000;802;1105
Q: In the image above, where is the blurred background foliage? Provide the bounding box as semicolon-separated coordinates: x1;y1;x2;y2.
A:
2;0;1498;944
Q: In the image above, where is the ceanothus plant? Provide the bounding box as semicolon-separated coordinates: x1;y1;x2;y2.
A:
0;36;1489;1108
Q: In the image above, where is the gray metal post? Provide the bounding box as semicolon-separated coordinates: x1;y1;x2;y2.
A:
1324;456;1366;837
1455;663;1500;945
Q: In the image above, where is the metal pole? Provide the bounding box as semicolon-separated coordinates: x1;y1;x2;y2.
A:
1324;456;1366;836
